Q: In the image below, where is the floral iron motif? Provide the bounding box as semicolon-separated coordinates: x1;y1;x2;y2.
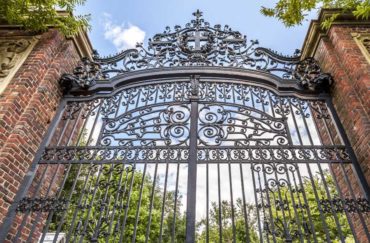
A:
16;197;68;212
59;57;106;93
293;58;333;91
60;10;333;93
319;197;370;213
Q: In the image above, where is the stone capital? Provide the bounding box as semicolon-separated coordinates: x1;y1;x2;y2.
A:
301;8;370;59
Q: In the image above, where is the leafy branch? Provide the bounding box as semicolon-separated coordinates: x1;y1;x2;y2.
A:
260;0;370;29
0;0;90;36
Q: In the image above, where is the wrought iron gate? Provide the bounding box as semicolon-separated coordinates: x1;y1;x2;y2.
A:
1;10;369;243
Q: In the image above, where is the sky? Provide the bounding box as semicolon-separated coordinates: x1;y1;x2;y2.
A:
75;0;319;57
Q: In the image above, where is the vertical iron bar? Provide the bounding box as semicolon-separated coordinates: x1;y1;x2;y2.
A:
113;164;131;243
302;101;345;243
217;163;223;243
206;162;209;243
251;89;275;243
40;103;89;243
26;164;63;243
66;99;106;240
228;163;237;243
145;162;159;243
257;166;274;243
240;164;251;243
273;93;306;242
132;162;148;242
77;164;104;243
91;164;116;242
13;99;78;242
38;162;74;242
118;163;137;243
251;164;263;243
171;162;181;243
105;164;126;242
159;162;170;243
288;98;332;242
185;75;199;243
66;163;96;242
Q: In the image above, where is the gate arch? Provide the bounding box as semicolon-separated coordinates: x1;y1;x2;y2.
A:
1;10;369;243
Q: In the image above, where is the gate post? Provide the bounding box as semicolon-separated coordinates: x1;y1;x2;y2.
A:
301;9;370;186
0;24;92;241
301;9;370;242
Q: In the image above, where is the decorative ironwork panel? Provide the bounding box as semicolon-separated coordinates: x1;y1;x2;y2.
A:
198;104;289;146
99;104;191;147
60;10;333;93
4;78;370;243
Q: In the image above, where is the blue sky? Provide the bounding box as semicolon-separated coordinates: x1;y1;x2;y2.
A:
76;0;318;57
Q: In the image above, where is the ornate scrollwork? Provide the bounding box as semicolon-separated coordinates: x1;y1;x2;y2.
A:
41;146;189;163
198;104;289;146
320;197;370;213
92;10;301;78
61;82;192;120
57;10;333;94
252;163;298;175
16;197;68;213
194;146;350;162
99;105;191;146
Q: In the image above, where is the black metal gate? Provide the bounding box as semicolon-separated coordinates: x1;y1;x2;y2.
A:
1;10;369;243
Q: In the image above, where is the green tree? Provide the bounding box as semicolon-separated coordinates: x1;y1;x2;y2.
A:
49;164;186;242
0;0;90;36
195;170;354;243
196;199;260;243
261;0;370;28
263;171;354;243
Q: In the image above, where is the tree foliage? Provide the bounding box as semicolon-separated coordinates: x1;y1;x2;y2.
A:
50;165;186;242
261;0;370;28
264;171;354;242
196;170;354;243
196;199;260;242
0;0;90;36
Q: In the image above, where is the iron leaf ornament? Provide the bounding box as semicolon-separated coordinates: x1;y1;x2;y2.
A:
293;57;333;91
59;57;106;94
60;10;333;93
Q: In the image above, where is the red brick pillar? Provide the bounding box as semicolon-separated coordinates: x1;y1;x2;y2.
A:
302;9;370;190
301;9;370;242
0;27;92;240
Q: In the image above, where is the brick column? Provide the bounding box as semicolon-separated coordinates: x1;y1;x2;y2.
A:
302;9;370;188
301;9;370;242
0;26;92;240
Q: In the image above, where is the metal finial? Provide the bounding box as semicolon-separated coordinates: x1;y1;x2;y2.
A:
193;9;203;20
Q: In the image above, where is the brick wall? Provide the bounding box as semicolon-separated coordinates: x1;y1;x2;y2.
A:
309;24;370;242
0;29;82;240
313;25;370;186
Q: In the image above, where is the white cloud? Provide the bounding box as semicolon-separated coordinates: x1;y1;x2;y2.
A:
103;13;145;51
